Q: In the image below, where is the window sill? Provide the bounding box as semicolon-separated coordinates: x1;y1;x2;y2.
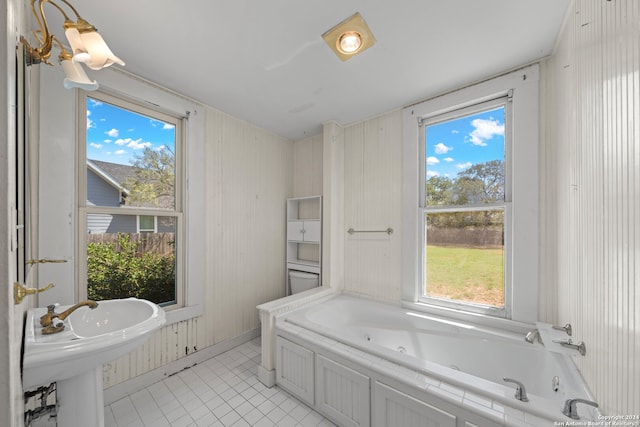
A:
164;303;203;325
401;300;533;336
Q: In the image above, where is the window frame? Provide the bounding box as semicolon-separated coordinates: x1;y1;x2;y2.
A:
419;97;512;318
137;215;158;233
78;90;184;308
75;68;205;324
401;64;539;326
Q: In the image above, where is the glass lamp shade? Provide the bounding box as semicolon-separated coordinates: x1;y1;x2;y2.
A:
61;59;99;91
78;31;125;70
64;25;91;63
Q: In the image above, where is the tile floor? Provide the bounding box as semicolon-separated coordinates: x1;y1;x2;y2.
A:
104;338;335;427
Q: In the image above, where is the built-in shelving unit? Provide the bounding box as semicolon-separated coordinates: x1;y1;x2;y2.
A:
286;196;322;292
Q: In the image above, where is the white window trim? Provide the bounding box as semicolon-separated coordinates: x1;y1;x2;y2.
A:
401;64;539;327
137;215;158;233
419;96;512;318
76;68;204;325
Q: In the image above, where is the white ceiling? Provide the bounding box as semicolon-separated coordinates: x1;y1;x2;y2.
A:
54;1;570;140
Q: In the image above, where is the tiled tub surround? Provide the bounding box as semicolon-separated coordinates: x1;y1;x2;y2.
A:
274;294;598;427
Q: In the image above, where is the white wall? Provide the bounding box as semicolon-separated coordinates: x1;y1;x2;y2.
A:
342;111;403;302
542;0;640;415
292;133;323;198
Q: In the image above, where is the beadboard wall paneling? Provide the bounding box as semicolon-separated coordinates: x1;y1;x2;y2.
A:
342;110;403;302
293;133;323;199
544;0;640;415
104;107;293;388
292;134;324;263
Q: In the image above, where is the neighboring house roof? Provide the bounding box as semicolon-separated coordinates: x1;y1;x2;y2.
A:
89;159;137;191
88;159;172;209
87;159;131;195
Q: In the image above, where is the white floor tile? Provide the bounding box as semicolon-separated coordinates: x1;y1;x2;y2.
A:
106;340;331;426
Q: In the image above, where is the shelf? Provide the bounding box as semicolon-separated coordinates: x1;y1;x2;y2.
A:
288;259;319;267
287;196;322;293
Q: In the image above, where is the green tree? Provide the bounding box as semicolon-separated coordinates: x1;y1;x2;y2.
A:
427;160;505;230
454;159;504;204
124;147;175;208
426;176;454;206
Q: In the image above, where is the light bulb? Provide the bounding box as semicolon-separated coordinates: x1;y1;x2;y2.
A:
338;32;362;54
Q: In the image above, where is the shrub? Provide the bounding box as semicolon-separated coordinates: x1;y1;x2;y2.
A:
87;233;175;304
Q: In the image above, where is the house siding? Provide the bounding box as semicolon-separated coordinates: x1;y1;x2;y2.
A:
87;168;121;207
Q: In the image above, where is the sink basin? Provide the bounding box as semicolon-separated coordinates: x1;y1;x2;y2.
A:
23;298;166;389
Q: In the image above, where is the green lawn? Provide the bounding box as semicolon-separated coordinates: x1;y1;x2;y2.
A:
425;245;504;307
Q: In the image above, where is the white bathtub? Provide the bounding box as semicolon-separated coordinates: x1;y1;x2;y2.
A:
274;294;598;426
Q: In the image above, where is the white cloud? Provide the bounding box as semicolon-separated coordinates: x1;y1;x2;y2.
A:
426;156;440;165
434;143;452;154
456;162;472;170
163;123;175;130
113;138;151;150
115;149;127;155
86;111;94;130
444;157;454;162
106;128;119;138
89;142;102;149
427;170;440;178
451;130;459;134
468;118;504;146
89;99;103;107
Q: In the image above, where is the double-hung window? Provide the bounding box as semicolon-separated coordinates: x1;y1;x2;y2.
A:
420;98;510;317
402;65;539;324
79;91;183;308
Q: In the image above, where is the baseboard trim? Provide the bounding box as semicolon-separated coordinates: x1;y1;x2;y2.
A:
257;365;276;388
104;328;260;405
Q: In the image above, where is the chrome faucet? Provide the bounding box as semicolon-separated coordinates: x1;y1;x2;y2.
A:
553;339;586;356
524;329;543;344
503;378;529;402
40;300;98;328
563;398;598;419
552;323;572;336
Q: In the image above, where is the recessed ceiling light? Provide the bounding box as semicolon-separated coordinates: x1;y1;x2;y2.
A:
322;12;375;61
338;31;362;54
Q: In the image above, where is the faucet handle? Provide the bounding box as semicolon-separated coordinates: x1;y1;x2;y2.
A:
563;398;598;419
553;323;572;336
40;304;59;327
503;377;529;402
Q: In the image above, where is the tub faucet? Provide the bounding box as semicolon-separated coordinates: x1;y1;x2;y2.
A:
553;339;586;356
40;300;98;327
563;398;598;420
524;329;543;344
503;378;529;402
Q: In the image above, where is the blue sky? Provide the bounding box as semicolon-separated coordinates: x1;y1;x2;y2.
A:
86;97;175;165
425;107;505;179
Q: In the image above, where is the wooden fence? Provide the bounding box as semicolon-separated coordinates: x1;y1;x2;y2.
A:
87;233;175;256
426;228;503;248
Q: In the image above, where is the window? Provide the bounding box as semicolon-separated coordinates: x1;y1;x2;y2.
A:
138;215;157;233
421;99;509;317
79;91;183;307
402;65;539;324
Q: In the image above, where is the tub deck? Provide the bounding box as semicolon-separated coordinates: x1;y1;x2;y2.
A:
267;293;598;427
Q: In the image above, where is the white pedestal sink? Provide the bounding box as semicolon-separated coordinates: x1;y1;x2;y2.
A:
23;298;166;427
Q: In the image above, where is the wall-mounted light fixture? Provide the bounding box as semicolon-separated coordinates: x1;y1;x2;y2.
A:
21;0;124;91
322;12;375;61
